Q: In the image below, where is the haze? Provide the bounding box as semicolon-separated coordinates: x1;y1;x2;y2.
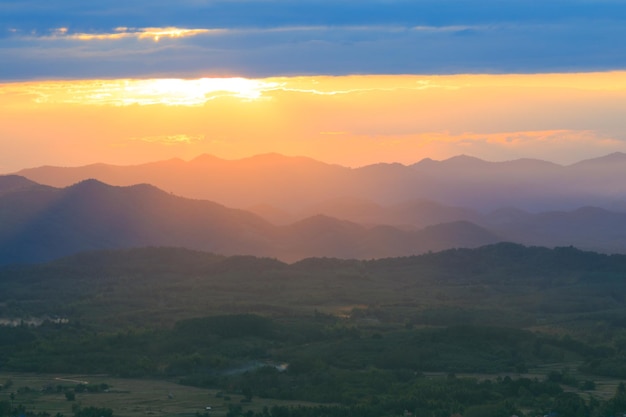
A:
2;72;626;173
5;2;626;416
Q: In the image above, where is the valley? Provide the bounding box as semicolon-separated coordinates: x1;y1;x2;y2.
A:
3;154;626;416
3;2;625;414
2;244;626;416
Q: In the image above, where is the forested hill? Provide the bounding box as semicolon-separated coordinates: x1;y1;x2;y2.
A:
3;243;626;416
2;243;626;331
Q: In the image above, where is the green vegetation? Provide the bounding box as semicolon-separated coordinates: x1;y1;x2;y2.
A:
2;243;626;416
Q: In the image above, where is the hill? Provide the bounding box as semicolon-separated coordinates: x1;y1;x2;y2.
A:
2;243;626;332
5;175;626;264
3;244;626;416
0;177;502;264
16;152;626;212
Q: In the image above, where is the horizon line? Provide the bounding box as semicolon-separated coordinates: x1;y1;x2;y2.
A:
7;150;626;174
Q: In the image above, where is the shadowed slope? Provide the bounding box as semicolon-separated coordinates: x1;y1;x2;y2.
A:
0;178;276;264
0;176;504;264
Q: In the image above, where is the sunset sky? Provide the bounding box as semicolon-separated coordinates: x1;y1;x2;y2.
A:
2;0;626;172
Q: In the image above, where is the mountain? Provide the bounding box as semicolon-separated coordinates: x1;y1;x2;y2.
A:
3;243;626;332
0;174;41;195
489;206;626;253
16;154;354;211
562;152;626;196
0;176;503;264
5;171;626;265
249;194;626;255
0;178;279;264
18;152;626;212
247;203;295;225
410;156;577;211
288;197;481;229
568;151;626;170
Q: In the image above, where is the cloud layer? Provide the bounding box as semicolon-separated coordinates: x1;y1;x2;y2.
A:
2;0;625;79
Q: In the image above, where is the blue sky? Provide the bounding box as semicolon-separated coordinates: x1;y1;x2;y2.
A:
2;0;626;80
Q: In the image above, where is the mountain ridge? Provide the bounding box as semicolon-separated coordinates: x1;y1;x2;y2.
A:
0;176;503;264
4;174;626;264
15;152;626;211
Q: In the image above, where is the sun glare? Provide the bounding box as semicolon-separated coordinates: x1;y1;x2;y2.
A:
119;78;280;105
5;78;281;107
2;72;626;171
5;72;626;109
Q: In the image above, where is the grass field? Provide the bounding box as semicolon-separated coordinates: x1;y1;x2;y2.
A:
419;361;624;403
2;365;624;417
0;373;324;417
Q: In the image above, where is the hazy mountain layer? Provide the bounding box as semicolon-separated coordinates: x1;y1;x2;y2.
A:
252;197;483;228
0;178;501;264
16;152;626;211
5;175;626;265
251;198;626;254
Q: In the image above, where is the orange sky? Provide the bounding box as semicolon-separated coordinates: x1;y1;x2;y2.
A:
2;72;626;172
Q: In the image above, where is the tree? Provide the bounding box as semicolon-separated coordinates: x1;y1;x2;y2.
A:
608;381;626;414
73;406;113;417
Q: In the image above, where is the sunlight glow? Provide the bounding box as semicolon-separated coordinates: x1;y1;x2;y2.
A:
2;72;626;172
119;78;280;104
6;78;282;106
44;26;217;42
128;134;205;145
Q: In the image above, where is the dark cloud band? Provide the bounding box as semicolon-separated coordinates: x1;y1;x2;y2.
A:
1;1;625;79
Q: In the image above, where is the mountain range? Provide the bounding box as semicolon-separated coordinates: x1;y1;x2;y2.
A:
0;175;501;264
15;152;626;212
4;152;626;264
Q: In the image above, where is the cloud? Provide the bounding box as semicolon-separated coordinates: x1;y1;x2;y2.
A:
4;73;626;171
1;1;626;79
40;26;218;42
128;134;205;144
2;78;281;106
3;0;625;30
2;22;621;79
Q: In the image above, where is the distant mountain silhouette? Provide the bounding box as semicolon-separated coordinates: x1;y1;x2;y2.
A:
293;197;483;229
18;152;626;212
0;178;280;264
4;174;626;264
0;175;41;195
568;151;626;169
0;177;503;264
16;154;352;211
490;206;626;253
247;203;295;225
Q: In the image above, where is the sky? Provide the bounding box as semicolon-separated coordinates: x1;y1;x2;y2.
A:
1;0;626;172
